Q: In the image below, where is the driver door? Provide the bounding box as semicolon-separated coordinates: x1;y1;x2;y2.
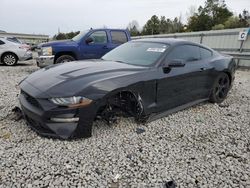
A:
156;44;210;112
81;31;111;59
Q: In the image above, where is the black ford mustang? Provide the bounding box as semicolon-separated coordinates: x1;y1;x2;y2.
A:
19;38;236;139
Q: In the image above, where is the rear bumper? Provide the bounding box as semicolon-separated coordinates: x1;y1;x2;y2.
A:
36;55;54;68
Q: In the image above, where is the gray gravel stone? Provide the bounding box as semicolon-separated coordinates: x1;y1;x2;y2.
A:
0;61;249;187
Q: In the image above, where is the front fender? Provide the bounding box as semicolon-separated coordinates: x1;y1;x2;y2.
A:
82;78;158;115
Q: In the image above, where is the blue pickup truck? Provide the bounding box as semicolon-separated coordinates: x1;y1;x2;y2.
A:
37;28;131;67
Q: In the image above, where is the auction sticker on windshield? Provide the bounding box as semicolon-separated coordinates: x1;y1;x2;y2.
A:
147;48;166;52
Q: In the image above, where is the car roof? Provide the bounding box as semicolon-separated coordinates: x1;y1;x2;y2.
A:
132;38;215;51
91;28;127;31
133;38;198;45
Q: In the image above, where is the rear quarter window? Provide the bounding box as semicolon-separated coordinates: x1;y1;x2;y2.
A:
200;47;212;59
111;31;128;44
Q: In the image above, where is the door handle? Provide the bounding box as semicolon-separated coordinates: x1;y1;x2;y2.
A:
103;46;108;49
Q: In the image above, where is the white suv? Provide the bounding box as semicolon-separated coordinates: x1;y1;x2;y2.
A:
0;38;32;66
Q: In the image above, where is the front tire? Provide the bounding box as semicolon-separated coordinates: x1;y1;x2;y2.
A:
209;72;230;103
55;55;75;64
1;53;18;66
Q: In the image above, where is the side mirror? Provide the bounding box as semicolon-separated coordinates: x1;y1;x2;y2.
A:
162;59;185;73
85;37;93;44
168;59;185;67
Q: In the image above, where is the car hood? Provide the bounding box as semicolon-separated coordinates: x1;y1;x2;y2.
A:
41;40;76;47
22;60;149;98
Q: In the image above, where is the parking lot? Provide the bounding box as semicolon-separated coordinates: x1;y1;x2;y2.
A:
0;59;249;187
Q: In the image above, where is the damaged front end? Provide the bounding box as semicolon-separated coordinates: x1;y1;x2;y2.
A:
18;81;98;139
19;82;146;139
97;91;145;125
20;94;98;139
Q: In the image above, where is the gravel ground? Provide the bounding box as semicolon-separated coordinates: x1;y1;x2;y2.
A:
0;60;249;187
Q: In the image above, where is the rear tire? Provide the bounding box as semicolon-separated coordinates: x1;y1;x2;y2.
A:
209;72;230;103
1;53;18;66
55;55;75;64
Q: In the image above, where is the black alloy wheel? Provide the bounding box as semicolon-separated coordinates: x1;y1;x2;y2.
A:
209;73;230;103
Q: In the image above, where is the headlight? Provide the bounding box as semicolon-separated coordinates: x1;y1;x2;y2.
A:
50;96;92;108
41;47;52;56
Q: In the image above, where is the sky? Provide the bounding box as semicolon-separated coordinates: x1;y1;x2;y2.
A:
0;0;249;36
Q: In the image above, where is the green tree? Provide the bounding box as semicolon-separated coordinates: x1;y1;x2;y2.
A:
239;9;250;27
159;16;168;33
142;15;183;35
165;18;172;33
187;0;233;31
54;33;67;40
224;16;241;29
127;20;140;36
212;9;249;30
203;0;232;25
142;15;160;35
66;31;80;39
172;17;184;33
53;31;80;40
224;15;249;29
212;24;225;30
128;26;140;36
188;8;212;31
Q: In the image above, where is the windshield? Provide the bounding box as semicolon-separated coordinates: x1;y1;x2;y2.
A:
72;30;89;41
7;37;22;44
102;41;169;66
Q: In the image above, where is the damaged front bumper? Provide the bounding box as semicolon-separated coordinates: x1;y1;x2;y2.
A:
19;89;97;139
36;55;54;68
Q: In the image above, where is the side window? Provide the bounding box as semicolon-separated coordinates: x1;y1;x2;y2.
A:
0;40;5;45
89;31;107;44
111;31;128;44
167;45;200;62
200;47;212;59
